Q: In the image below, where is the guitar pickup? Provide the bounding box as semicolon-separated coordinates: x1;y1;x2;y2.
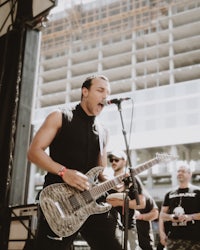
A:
81;190;93;203
69;195;81;210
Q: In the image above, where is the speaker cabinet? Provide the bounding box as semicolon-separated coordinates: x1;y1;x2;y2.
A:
8;204;37;250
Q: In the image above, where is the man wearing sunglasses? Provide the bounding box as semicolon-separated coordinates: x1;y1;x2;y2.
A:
106;150;146;250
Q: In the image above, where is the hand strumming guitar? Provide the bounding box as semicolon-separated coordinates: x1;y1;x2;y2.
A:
62;168;90;191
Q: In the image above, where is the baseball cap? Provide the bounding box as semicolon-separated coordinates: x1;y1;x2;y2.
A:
108;150;127;161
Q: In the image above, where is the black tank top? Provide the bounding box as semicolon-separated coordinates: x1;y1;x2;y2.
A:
44;104;101;187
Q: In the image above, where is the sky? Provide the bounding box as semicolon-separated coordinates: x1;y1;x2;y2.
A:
51;0;96;13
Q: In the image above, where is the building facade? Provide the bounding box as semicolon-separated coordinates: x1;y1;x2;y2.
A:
28;0;200;203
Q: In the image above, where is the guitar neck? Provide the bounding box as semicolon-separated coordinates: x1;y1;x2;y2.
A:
91;173;125;199
90;157;159;199
130;157;158;175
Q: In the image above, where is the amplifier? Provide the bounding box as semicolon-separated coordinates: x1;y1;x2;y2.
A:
8;204;38;250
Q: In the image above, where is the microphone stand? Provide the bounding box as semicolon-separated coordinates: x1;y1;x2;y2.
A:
115;101;140;250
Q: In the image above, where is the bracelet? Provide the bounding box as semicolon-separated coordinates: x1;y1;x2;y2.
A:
58;167;67;177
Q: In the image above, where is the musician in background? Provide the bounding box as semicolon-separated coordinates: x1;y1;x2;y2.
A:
106;150;146;250
135;192;159;249
27;75;123;250
160;163;200;250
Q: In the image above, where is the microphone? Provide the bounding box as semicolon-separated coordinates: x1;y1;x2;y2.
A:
104;97;131;106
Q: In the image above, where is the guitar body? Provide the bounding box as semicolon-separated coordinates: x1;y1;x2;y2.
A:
39;167;111;237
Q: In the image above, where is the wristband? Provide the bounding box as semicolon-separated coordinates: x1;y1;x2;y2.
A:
58;167;67;177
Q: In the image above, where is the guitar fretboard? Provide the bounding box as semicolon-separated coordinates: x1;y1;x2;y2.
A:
90;157;159;199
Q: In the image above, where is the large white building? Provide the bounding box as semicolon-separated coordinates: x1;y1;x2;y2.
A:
28;0;200;203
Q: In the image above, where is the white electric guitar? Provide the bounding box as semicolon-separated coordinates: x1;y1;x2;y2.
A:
39;153;176;237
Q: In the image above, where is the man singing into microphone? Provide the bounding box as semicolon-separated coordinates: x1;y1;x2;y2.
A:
27;75;123;250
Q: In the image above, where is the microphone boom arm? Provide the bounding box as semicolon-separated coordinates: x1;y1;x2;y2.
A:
104;97;131;106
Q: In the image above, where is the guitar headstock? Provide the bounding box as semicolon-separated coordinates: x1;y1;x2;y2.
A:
156;152;178;163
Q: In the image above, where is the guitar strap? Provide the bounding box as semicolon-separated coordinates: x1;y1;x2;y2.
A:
94;118;108;156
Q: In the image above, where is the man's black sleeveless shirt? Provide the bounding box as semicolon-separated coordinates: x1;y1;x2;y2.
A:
43;104;101;187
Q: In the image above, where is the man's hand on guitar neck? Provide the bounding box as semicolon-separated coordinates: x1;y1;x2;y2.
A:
62;168;90;191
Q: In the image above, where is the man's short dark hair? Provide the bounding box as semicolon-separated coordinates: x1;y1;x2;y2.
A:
81;74;109;89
